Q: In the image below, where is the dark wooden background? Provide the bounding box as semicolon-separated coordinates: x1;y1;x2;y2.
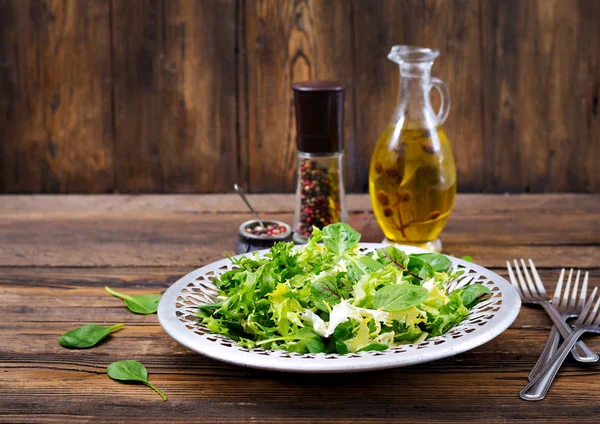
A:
1;0;599;194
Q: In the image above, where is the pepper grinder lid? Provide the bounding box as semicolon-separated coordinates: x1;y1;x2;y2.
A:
292;80;344;154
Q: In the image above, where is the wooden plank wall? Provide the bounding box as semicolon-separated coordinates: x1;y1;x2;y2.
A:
1;0;598;194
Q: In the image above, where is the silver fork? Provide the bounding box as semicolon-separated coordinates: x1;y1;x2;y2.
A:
506;259;598;363
520;286;600;401
528;269;589;380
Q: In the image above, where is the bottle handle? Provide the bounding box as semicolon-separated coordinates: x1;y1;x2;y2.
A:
430;78;451;124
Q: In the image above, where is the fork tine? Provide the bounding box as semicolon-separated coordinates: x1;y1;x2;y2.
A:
519;259;539;299
506;261;524;298
579;272;589;309
561;269;573;309
593;301;600;327
587;290;600;326
528;259;547;297
593;287;600;327
575;287;597;325
512;260;531;299
552;268;565;304
569;270;581;310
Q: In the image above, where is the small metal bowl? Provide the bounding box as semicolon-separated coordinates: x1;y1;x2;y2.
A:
238;219;292;241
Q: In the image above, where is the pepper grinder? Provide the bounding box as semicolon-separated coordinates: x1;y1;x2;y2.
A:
292;81;347;243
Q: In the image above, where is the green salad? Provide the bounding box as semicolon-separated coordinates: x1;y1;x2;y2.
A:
197;223;490;354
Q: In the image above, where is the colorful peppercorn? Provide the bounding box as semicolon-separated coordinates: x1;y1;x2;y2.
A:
295;158;342;238
246;222;289;238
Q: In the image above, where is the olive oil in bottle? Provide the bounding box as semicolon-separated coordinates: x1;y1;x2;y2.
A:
369;125;456;247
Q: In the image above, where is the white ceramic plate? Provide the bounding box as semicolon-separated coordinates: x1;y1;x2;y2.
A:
158;243;520;373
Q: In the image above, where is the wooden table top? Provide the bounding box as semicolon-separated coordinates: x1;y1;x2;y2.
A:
1;193;599;423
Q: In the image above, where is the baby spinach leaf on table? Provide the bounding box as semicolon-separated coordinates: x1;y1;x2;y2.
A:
322;223;361;255
107;360;167;401
105;286;161;314
412;253;452;272
373;284;429;312
59;323;124;349
459;284;491;308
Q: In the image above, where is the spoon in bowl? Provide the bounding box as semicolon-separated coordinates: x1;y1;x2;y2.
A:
234;184;266;229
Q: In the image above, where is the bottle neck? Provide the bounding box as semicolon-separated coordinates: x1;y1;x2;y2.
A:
393;62;437;128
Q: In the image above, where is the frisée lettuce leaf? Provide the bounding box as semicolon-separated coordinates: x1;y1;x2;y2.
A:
196;223;490;354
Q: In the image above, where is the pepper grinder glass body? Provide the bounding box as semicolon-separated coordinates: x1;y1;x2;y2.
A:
293;152;347;243
292;81;347;244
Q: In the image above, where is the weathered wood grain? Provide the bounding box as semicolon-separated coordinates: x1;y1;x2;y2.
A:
0;194;597;267
1;267;596;325
0;194;599;423
111;0;237;193
2;0;600;194
352;0;484;193
481;0;600;193
2;278;600;423
0;211;597;267
2;193;598;213
0;0;114;193
244;0;354;192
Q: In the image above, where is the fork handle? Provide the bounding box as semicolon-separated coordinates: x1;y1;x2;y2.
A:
520;329;585;401
528;326;560;381
540;303;599;363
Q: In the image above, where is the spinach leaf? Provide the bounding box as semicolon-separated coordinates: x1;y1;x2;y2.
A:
332;319;356;354
373;284;429;311
460;255;473;262
107;360;167;401
407;256;435;279
424;291;469;336
379;246;409;269
346;255;383;284
105;286;161;314
459;284;491;308
412;253;452;272
346;263;362;284
322;223;361;255
311;277;343;305
255;327;326;353
292;327;326;353
59;323;124;349
378;246;428;280
357;343;389;352
357;256;384;271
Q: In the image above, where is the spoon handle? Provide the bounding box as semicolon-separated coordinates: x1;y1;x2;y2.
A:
234;184;265;228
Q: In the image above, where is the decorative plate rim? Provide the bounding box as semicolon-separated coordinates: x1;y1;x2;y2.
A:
158;243;521;373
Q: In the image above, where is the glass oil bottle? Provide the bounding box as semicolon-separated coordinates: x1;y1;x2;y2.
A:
369;46;456;252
